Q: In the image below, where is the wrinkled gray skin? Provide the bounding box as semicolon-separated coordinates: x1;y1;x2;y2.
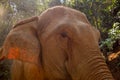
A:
0;6;114;80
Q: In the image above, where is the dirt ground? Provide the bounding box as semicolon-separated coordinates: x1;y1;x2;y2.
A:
107;51;120;80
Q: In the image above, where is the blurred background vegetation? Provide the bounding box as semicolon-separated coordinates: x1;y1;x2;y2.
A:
0;0;120;80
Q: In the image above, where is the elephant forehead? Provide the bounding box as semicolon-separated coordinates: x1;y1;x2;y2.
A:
41;21;94;40
38;6;96;41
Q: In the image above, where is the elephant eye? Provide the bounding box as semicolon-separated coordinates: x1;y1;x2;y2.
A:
60;32;68;38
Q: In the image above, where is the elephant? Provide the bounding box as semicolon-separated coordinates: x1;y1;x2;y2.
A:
0;6;114;80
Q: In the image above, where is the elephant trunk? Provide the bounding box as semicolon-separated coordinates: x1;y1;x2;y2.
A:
65;46;114;80
84;54;114;80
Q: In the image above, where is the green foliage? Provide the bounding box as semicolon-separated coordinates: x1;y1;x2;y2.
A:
100;22;120;51
109;22;120;40
99;0;120;54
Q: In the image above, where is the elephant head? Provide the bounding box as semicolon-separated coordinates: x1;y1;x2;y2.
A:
0;6;114;80
37;6;114;80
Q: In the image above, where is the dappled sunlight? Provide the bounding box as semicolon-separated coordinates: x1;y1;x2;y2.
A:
0;6;4;17
108;51;120;61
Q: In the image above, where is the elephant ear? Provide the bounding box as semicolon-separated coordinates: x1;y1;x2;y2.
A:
0;47;5;61
13;16;38;28
1;16;40;64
